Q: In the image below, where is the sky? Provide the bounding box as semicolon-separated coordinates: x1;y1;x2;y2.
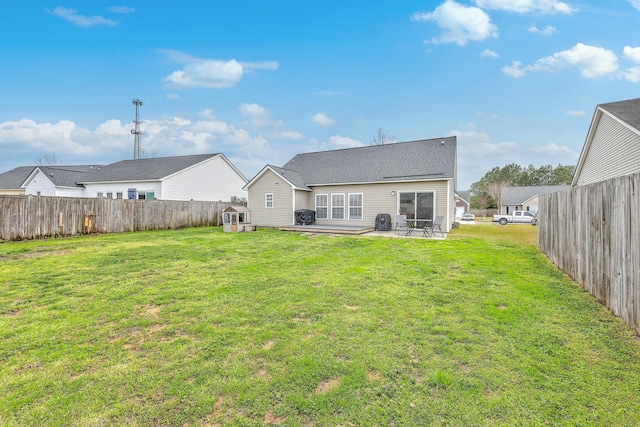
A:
1;1;639;190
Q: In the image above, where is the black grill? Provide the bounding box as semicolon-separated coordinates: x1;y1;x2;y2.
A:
295;209;316;225
375;213;391;231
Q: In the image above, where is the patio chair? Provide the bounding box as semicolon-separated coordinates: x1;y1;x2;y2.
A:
395;214;408;236
423;216;445;238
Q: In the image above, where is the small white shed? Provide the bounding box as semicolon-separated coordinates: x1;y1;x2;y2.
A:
222;205;254;232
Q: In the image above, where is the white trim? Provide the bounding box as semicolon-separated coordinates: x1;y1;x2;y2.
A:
315;193;329;220
331;193;345;220
348;193;363;220
265;193;274;208
305;177;452;187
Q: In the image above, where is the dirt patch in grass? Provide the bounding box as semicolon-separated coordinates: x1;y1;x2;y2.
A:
314;377;342;394
343;304;358;310
262;340;276;350
264;411;286;424
367;370;383;381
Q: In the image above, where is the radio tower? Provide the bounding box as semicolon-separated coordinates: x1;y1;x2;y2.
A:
131;99;144;160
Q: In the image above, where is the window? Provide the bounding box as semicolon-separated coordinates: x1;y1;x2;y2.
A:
116;192;123;199
138;193;146;200
348;193;363;220
265;193;274;208
315;194;328;219
399;192;434;227
146;192;155;200
97;192;103;198
106;192;113;199
331;194;345;220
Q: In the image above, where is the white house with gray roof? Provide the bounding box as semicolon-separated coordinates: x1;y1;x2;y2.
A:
499;185;569;215
15;153;247;201
572;98;640;186
244;137;457;232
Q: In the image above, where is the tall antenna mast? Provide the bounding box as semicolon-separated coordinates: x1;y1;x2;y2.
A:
131;99;144;160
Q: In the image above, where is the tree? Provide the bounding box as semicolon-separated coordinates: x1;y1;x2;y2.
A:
35;153;63;166
370;128;396;145
469;163;576;210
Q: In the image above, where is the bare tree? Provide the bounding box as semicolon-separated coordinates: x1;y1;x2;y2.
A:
35;153;63;166
370;128;396;145
484;181;509;209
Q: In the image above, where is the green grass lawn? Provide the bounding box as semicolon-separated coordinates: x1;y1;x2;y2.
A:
1;224;639;426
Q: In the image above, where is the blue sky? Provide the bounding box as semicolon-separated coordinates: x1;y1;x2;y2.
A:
1;1;639;190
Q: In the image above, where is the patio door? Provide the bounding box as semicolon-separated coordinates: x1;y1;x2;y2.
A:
399;192;434;227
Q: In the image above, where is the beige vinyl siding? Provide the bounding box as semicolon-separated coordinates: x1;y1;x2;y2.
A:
310;180;453;231
247;169;297;227
295;190;310;210
576;112;640;186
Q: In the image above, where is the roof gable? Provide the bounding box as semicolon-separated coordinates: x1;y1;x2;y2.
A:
79;154;222;183
572;98;640;186
282;137;456;186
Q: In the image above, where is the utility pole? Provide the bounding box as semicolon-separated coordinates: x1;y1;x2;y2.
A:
131;99;144;160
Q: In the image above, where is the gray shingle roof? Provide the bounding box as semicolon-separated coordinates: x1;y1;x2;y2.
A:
268;165;310;190
281;137;456;185
456;190;471;204
37;165;103;187
79;154;221;183
599;98;640;131
501;185;569;205
0;166;35;189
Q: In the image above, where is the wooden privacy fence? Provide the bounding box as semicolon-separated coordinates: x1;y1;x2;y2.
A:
538;173;640;334
0;195;231;241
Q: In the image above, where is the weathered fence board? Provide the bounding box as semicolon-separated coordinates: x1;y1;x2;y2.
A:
539;173;640;334
0;195;230;241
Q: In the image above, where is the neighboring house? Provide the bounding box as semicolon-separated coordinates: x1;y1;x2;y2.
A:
78;154;247;201
572;97;640;186
0;166;35;195
22;165;103;197
455;190;470;217
16;153;247;201
499;185;569;215
244;137;457;232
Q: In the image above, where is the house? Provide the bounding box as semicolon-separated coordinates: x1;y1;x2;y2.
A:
572;97;640;186
15;153;247;201
455;190;470;217
22;165;103;197
499;185;569;215
78;154;247;201
0;166;36;195
244;137;457;232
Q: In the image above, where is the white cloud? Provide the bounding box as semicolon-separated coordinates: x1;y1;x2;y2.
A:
473;0;574;14
629;0;640;12
502;61;526;78
328;135;364;148
528;25;558;35
481;49;499;59
411;0;498;46
503;43;619;78
47;7;117;27
531;143;578;157
624;45;640;62
567;110;585;116
160;50;279;89
451;129;492;142
269;131;305;140
163;59;244;88
107;6;135;14
312;113;336;126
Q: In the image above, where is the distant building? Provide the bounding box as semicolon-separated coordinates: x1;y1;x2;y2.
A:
3;153;247;202
500;185;570;215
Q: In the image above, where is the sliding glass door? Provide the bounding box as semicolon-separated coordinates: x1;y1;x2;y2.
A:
399;192;434;227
